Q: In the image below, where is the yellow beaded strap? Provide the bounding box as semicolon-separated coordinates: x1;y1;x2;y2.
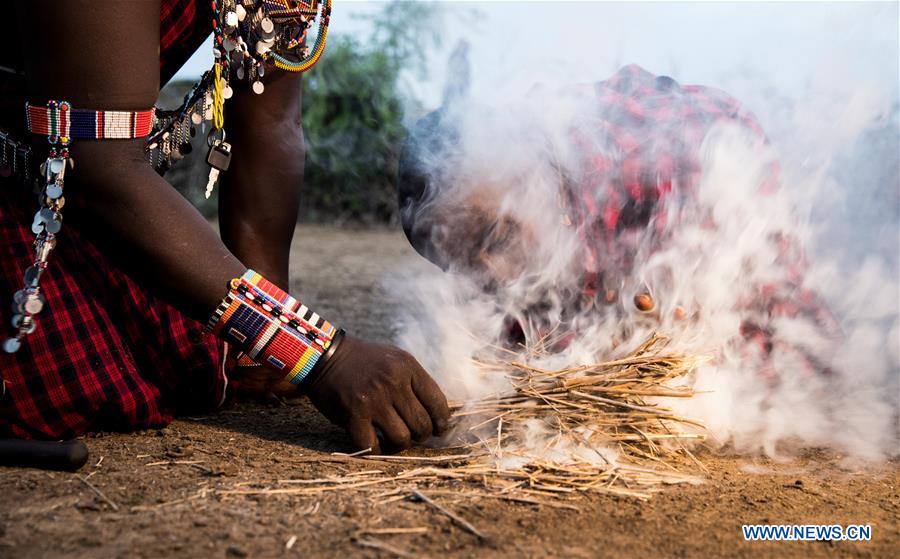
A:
262;0;331;73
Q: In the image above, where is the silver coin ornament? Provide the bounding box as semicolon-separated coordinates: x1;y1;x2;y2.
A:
23;295;43;315
252;80;265;94
24;264;40;282
49;158;64;174
44;215;62;234
260;17;274;34
3;337;21;353
46;184;63;199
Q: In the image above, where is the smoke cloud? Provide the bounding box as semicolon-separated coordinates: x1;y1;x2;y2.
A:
392;3;898;462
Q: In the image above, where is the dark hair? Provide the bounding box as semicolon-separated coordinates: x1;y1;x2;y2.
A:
397;107;461;269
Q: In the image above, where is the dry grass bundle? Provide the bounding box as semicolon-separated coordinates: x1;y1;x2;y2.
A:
221;334;710;504
442;333;710;499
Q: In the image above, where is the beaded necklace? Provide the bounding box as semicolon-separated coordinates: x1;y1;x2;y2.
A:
147;0;332;187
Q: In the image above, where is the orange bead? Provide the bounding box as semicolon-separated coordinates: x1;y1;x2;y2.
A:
674;306;687;320
634;292;654;312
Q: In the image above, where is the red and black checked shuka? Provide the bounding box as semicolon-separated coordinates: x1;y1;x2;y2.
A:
0;186;228;439
403;64;840;374
1;0;218;439
563;65;839;375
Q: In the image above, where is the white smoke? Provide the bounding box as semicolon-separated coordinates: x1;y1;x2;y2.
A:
392;6;898;462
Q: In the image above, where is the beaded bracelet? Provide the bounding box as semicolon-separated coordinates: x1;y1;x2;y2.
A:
205;269;344;386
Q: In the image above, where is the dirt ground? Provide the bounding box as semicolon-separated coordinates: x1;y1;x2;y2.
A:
1;226;897;559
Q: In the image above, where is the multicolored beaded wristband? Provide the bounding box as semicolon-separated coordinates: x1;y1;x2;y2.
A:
205;269;344;386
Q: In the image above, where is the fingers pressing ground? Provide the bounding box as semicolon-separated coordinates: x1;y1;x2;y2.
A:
347;415;380;454
373;407;413;453
394;387;433;442
411;370;451;435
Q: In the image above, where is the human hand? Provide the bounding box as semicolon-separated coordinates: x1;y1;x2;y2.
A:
304;335;450;453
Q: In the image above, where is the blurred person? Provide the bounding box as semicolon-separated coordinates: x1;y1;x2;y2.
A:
399;64;840;374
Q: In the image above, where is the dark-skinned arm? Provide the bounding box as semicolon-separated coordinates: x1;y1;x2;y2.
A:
219;71;304;290
14;0;450;453
16;0;243;318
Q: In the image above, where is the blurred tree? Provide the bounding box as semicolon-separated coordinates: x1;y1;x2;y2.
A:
301;0;443;223
164;0;443;223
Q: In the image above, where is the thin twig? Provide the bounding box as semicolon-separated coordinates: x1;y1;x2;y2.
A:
352;537;419;559
410;490;486;541
74;474;119;512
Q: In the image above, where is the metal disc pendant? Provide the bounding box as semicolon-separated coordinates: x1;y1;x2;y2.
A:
236;4;246;21
45;216;62;234
3;337;21;353
252;81;265;94
24;265;39;287
24;295;43;314
49;158;65;174
191;112;203;125
236;65;245;80
260;17;274;34
223;85;234;100
225;11;238;27
46;184;63;199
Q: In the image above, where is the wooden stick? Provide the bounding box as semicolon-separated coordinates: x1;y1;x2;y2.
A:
74;474;119;511
353;537;419;559
410;490;487;540
333;447;373;457
356;527;429;536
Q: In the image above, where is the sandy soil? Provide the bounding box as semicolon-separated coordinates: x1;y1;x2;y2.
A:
1;225;897;558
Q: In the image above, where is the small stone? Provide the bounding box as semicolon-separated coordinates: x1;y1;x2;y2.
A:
226;546;248;558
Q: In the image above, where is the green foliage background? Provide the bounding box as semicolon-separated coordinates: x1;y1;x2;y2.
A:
164;0;441;224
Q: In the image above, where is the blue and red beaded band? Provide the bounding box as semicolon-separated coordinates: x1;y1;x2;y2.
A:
26;101;155;142
205;270;342;386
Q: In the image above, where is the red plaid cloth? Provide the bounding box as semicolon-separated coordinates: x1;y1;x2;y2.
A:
160;0;212;85
0;2;220;439
565;65;840;371
0;187;227;439
564;64;776;295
